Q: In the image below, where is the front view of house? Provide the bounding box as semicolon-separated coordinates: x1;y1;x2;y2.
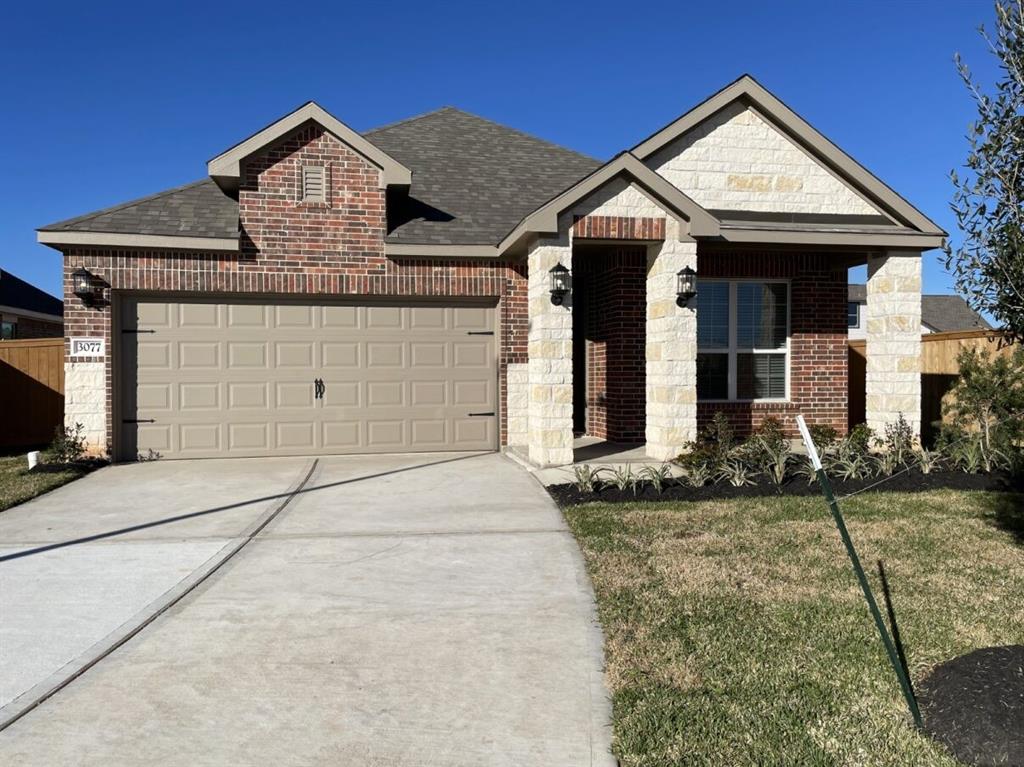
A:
40;76;945;465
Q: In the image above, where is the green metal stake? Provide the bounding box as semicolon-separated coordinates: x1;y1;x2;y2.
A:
795;415;923;729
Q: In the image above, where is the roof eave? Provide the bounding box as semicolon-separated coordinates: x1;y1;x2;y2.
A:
717;227;945;250
37;230;240;252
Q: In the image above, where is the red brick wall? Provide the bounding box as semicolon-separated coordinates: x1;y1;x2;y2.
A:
576;246;647;442
61;125;527;455
695;247;848;438
11;316;63;339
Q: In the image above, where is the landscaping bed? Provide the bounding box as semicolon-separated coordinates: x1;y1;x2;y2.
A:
564;490;1024;766
548;468;1018;506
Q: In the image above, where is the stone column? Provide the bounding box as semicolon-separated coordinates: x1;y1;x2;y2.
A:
527;233;574;467
866;251;922;436
65;361;108;455
646;221;698;461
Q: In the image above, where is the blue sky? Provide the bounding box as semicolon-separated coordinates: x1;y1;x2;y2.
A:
0;0;999;299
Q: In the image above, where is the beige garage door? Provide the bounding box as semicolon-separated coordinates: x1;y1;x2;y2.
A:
119;298;497;459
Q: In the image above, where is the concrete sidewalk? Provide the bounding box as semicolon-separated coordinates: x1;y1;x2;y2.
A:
0;452;614;766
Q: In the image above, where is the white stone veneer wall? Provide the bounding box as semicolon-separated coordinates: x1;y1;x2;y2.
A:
647;102;881;216
527;234;574;467
571;177;666;219
505;362;528;447
65;361;107;455
646;220;698;460
866;252;922;436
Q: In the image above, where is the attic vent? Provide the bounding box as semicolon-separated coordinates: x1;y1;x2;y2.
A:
301;165;326;203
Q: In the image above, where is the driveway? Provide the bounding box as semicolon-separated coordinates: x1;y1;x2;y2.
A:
0;453;613;766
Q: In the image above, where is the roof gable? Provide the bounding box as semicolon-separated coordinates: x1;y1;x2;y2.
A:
632;75;944;235
208;102;412;192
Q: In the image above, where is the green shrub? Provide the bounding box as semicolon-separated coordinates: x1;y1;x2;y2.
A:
807;424;838;451
47;423;87;464
943;345;1024;471
881;412;915;469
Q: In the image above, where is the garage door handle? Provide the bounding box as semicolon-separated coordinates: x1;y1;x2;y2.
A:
314;378;325;400
467;412;495;417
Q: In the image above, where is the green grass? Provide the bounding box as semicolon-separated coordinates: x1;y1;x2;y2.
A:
0;454;93;512
563;490;1024;766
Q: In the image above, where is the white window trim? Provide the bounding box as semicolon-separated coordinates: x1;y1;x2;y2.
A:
697;278;791;403
847;301;861;329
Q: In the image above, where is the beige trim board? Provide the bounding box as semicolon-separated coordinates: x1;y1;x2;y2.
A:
208;102;412;191
37;230;240;252
719;227;944;249
630;75;946;237
385;243;501;258
498;152;719;254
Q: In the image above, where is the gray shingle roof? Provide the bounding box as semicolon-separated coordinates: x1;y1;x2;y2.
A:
39;179;238;240
921;295;992;332
39;107;600;247
848;285;991;332
0;269;63;317
367;107;600;244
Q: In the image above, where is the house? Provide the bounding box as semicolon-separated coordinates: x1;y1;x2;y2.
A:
37;75;946;464
0;269;63;340
847;284;990;339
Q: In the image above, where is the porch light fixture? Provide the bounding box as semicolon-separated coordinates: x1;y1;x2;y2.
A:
676;266;697;306
72;267;100;306
549;262;571;306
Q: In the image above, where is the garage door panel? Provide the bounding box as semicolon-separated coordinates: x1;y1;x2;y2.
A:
180;383;220;411
180;424;221;453
179;342;220;369
322;421;361;451
122;298;496;459
229;423;269;451
178;303;220;328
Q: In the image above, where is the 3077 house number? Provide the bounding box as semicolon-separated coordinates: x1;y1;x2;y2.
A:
71;337;105;357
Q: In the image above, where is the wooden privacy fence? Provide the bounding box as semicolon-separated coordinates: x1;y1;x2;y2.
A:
0;338;64;449
849;329;1014;443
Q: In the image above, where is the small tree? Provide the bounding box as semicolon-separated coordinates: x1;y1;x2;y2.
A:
943;345;1024;468
947;1;1024;340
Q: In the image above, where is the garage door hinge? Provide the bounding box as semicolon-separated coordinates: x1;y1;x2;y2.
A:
122;419;156;424
466;331;494;335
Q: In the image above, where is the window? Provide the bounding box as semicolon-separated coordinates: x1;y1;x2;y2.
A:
301;165;325;203
1;321;15;340
697;280;789;401
847;301;860;328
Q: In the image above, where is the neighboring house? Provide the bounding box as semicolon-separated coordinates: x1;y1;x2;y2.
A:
847;284;991;339
0;269;63;340
37;75;945;464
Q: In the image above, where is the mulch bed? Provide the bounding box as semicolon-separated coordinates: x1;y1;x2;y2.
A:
30;458;108;474
547;469;1019;507
919;645;1024;767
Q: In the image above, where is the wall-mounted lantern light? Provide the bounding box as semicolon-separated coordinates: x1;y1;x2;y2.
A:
549;263;571;306
676;266;697;306
72;267;101;306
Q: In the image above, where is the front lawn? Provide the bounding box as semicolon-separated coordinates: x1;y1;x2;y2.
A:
564;490;1024;766
0;454;94;512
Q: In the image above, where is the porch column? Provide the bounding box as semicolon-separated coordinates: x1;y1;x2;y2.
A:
866;251;922;436
646;224;698;461
527;234;574;466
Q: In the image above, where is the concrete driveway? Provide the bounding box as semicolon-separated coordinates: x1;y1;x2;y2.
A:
0;452;613;766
